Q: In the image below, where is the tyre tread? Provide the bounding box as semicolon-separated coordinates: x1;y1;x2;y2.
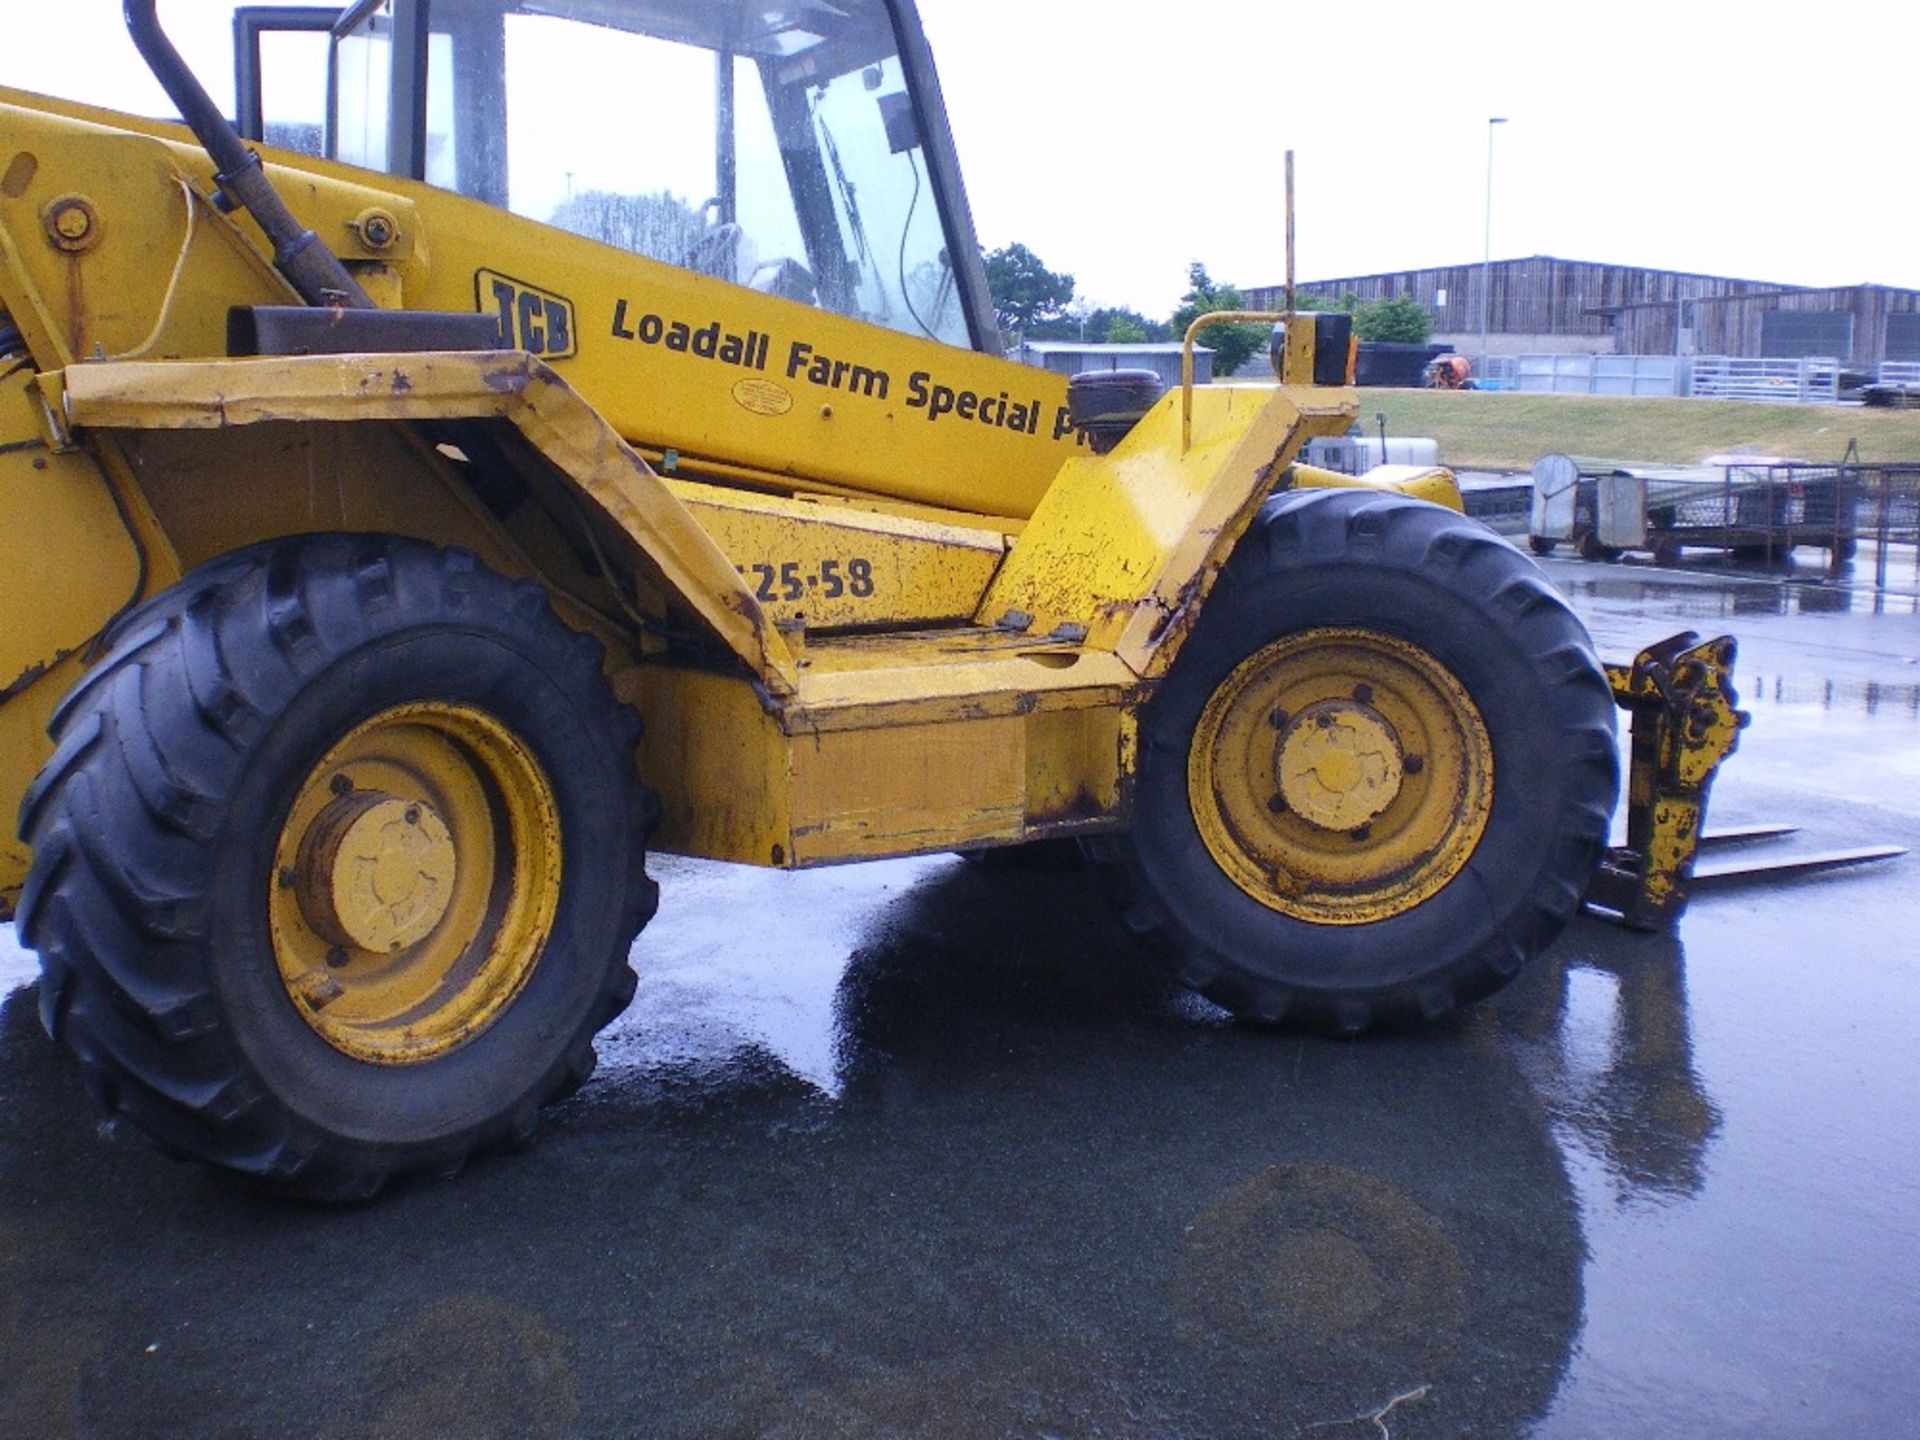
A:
18;535;657;1198
1087;489;1618;1033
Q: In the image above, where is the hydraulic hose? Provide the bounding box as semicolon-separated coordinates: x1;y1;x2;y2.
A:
123;0;372;308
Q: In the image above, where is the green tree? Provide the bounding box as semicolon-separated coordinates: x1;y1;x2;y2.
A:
1024;310;1085;341
1087;306;1168;344
1295;289;1361;315
982;242;1075;337
1291;289;1433;343
1168;263;1264;377
1022;304;1171;344
1352;295;1434;344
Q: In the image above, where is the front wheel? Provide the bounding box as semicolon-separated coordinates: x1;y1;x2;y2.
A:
17;536;658;1198
1086;491;1618;1033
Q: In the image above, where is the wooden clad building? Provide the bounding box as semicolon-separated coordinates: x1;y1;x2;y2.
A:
1611;285;1920;370
1245;256;1920;368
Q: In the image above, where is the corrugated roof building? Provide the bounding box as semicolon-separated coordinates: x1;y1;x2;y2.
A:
1015;341;1212;390
1245;256;1920;369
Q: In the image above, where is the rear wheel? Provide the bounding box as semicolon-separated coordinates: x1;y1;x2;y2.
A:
17;536;657;1198
1086;490;1617;1033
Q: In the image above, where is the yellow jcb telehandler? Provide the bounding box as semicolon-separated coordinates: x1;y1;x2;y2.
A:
0;0;1746;1197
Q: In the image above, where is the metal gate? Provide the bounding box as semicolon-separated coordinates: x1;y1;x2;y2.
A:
1689;357;1840;404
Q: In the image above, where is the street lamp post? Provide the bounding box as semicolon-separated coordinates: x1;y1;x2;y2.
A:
1480;116;1507;377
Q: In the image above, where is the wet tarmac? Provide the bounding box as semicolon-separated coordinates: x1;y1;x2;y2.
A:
3;548;1917;1438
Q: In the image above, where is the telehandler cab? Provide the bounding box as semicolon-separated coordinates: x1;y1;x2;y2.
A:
1;0;1748;1197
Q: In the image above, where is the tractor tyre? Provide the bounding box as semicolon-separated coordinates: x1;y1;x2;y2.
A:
1527;535;1558;557
17;535;658;1199
1085;490;1618;1034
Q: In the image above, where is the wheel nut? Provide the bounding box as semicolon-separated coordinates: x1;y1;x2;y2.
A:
326;946;348;969
1267;793;1287;813
277;866;298;889
1350;824;1372;842
1404;755;1425;774
330;773;353;796
1353;683;1373;703
1267;708;1289;730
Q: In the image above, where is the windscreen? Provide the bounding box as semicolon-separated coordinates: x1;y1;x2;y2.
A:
334;0;968;344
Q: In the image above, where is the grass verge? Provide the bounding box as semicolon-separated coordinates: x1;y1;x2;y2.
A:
1355;390;1920;472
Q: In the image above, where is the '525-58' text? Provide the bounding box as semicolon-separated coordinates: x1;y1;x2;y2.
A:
739;558;876;602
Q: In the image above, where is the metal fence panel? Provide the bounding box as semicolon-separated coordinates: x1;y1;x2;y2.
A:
1515;354;1596;394
1856;467;1920;590
1480;356;1518;389
1506;354;1683;396
1689;356;1840;404
1592;356;1683;397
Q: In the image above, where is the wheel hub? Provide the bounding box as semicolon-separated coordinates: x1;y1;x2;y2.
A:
1187;627;1494;924
1276;702;1405;832
268;702;562;1065
295;790;458;954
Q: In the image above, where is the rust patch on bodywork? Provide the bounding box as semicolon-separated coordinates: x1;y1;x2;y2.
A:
1028;783;1104;827
1145;570;1206;648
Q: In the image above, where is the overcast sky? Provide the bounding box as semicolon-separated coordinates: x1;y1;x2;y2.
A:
5;1;1915;317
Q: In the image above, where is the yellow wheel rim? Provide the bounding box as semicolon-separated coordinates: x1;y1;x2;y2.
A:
1187;628;1493;925
269;703;561;1064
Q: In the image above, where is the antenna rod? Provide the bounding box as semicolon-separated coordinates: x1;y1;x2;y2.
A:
1284;150;1296;316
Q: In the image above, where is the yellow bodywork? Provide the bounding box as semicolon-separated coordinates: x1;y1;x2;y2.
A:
0;89;1080;516
38;352;1353;870
1286;461;1465;513
664;480;1010;631
982;385;1351;667
0;83;1451;910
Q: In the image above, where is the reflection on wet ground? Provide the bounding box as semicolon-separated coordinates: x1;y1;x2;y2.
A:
1;860;1589;1438
3;560;1918;1437
1743;672;1920;719
1490;930;1719;1208
1565;564;1918;622
1550;553;1920;819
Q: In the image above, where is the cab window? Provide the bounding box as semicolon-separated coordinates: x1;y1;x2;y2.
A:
330;0;969;345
